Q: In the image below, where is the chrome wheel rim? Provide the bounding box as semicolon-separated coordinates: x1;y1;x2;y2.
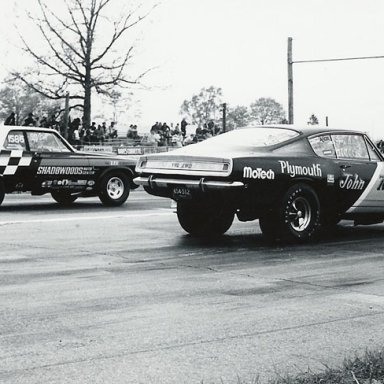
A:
106;177;124;199
287;196;311;232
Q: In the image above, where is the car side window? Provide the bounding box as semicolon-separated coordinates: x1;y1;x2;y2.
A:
308;135;336;158
26;131;70;152
332;134;369;160
4;131;27;150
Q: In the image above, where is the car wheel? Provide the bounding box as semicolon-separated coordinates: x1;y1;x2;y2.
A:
176;198;234;236
281;184;320;242
98;171;130;206
0;179;5;206
260;184;320;242
51;191;78;205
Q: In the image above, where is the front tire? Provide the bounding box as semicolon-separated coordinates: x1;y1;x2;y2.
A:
51;191;78;205
177;198;234;237
98;171;130;206
260;184;320;242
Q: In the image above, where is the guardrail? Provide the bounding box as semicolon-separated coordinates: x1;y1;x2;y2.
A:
76;140;174;155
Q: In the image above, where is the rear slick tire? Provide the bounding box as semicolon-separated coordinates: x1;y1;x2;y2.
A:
260;184;320;243
177;199;234;237
51;191;77;206
281;184;320;242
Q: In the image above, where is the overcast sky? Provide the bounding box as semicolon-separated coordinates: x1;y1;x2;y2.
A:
1;0;384;138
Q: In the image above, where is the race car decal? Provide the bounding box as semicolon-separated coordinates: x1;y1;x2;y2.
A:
0;150;32;175
36;166;95;175
41;179;95;189
327;174;335;185
347;163;384;213
243;166;275;180
279;160;322;178
339;173;365;190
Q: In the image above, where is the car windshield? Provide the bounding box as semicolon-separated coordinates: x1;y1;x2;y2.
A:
197;127;299;148
27;131;71;152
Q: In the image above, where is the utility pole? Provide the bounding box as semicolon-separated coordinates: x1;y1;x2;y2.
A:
222;102;227;133
287;37;294;124
63;92;70;139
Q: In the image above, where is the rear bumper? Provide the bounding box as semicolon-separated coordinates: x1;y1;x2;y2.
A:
133;176;244;192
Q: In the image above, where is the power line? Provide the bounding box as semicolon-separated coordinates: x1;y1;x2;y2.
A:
292;55;384;64
287;36;384;124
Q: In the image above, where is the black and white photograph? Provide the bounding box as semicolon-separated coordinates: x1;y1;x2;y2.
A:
1;1;384;383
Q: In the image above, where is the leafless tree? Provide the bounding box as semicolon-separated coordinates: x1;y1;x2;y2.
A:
13;0;155;129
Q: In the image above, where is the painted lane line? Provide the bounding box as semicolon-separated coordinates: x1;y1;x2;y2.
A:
0;210;174;225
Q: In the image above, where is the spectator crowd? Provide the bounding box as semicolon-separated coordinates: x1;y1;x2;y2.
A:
139;118;222;147
3;111;222;148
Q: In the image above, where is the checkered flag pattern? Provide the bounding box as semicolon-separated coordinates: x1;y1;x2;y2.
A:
0;150;33;175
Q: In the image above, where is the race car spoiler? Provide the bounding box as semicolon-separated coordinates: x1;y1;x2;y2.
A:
133;176;244;191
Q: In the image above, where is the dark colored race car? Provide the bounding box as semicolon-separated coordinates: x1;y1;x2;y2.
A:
0;126;137;206
134;125;384;242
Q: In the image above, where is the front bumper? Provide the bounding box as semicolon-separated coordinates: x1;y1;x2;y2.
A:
133;176;244;192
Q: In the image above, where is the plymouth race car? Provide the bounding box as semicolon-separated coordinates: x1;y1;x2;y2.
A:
134;125;384;242
0;126;137;206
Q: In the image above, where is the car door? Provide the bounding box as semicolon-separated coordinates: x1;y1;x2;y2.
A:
25;130;93;192
331;134;381;213
308;133;378;213
0;129;33;191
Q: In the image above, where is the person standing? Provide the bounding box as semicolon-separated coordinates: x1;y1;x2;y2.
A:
180;118;188;138
23;113;36;126
109;122;117;139
48;114;58;130
101;122;107;136
95;124;104;144
4;112;16;126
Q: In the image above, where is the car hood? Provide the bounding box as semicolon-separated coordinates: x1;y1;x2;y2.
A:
75;150;137;163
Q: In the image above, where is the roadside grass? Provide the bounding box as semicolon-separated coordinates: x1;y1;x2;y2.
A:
218;349;384;384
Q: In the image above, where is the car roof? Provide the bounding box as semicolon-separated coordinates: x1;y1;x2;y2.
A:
241;124;369;137
0;125;63;142
1;125;57;132
244;124;367;137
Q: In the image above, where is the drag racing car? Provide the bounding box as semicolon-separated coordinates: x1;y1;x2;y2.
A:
134;125;384;242
0;126;137;206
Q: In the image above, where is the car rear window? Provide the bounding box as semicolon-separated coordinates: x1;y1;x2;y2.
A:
197;127;299;148
308;135;336;157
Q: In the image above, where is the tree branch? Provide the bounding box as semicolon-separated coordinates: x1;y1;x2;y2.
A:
37;25;84;79
64;0;87;56
36;0;85;61
91;4;156;65
19;35;83;84
13;73;84;102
